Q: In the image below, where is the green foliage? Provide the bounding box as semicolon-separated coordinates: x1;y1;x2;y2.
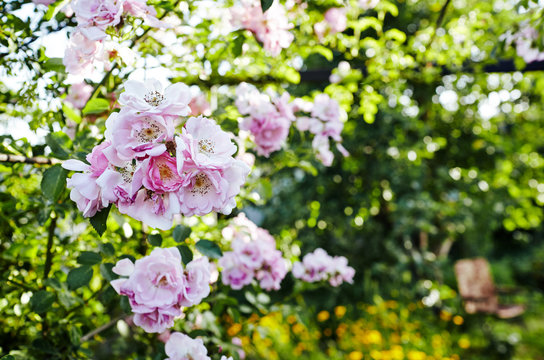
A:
195;239;223;259
41;165;67;201
2;0;544;359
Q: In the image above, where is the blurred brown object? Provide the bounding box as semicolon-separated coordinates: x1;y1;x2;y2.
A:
454;258;525;319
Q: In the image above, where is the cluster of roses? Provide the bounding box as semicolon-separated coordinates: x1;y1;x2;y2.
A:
63;79;250;230
230;0;294;56
292;248;355;287
218;214;288;291
235;82;348;166
63;0;168;77
111;247;211;333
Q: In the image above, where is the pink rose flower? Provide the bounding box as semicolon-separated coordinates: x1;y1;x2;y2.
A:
218;252;253;290
180;257;211;306
62;141;112;217
292;248;355;287
219;215;287;291
133;306;180;333
72;0;124;40
230;0;294;56
177;116;237;169
111;248;213;333
165;332;211;360
103;109;174;166
117;189;180;230
118;79;191;117
239;114;290;157
63;30;104;77
66;82;93;109
324;8;347;34
176;160;250;217
123;0;171;28
135;152;184;193
189;93;212;117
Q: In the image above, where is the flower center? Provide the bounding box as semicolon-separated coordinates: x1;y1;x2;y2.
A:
198;138;215;155
144;90;165;107
137;120;161;143
158;163;175;181
191;173;212;195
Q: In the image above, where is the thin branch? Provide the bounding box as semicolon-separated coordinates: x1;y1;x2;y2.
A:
81;314;126;343
83;2;180;108
0;154;62;165
43;216;57;280
426;0;452;51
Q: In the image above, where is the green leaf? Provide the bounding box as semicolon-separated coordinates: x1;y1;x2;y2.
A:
260;0;273;12
30;290;55;314
232;35;244;57
77;251;102;265
44;0;69;20
188;329;208;338
1;355;15;360
148;233;163;247
62;103;81;123
67;265;93;290
82;98;109;116
90;205;111;237
43;58;65;73
173;225;191;243
41;165;67;202
45;133;70;159
99;243;115;257
177;245;193;265
195;240;222;259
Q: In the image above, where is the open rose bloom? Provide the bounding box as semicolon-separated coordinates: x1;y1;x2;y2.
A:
111;248;211;333
63;79;250;230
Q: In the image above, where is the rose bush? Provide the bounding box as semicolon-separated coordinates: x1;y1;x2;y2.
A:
2;0;544;359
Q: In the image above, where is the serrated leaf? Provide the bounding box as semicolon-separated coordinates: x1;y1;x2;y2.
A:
177;245;193;265
173;225;191;243
90;205;111;237
82;98;109;116
148;233;162;247
195;240;222;259
41;165;67;202
30;290;56;314
67;265;93;290
77;251;102;265
260;0;273;12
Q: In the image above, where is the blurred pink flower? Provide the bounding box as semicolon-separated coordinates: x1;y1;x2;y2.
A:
65;82;93;109
324;8;347;34
165;332;210;360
